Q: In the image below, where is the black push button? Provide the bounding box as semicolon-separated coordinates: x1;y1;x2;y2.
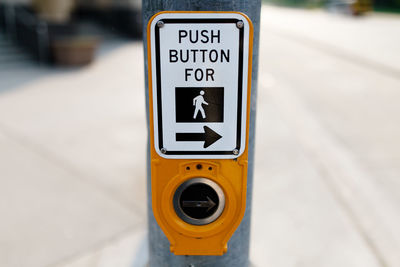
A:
180;182;219;219
173;178;225;225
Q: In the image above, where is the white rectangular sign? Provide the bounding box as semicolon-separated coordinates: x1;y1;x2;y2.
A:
149;12;251;159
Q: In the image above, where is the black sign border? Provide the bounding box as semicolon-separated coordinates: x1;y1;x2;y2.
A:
154;18;244;156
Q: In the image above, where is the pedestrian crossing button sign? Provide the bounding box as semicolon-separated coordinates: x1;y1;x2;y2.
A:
148;12;252;159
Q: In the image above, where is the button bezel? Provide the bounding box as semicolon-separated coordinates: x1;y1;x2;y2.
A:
173;178;225;225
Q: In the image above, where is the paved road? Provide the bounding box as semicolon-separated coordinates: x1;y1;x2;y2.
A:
0;5;399;267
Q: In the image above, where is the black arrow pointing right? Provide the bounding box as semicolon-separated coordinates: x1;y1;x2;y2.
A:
176;126;222;148
182;196;216;212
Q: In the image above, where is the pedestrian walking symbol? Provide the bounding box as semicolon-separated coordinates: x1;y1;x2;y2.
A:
175;87;224;123
193;91;208;119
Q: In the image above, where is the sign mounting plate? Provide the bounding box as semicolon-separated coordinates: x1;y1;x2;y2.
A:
148;12;252;159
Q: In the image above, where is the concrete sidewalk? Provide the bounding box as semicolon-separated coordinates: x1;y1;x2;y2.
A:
0;42;148;267
1;5;400;267
253;5;400;267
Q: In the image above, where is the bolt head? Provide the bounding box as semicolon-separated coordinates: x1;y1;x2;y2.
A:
236;20;244;29
160;148;167;154
157;20;164;28
232;149;239;155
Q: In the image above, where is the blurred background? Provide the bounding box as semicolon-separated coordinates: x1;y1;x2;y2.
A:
0;0;399;267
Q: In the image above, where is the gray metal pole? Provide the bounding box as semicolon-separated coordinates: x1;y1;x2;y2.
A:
142;1;260;266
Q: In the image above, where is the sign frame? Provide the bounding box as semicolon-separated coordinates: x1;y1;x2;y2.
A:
148;12;253;159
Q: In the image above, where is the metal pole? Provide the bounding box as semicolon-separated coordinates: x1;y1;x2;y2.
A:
142;1;260;266
4;3;16;40
36;21;49;65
